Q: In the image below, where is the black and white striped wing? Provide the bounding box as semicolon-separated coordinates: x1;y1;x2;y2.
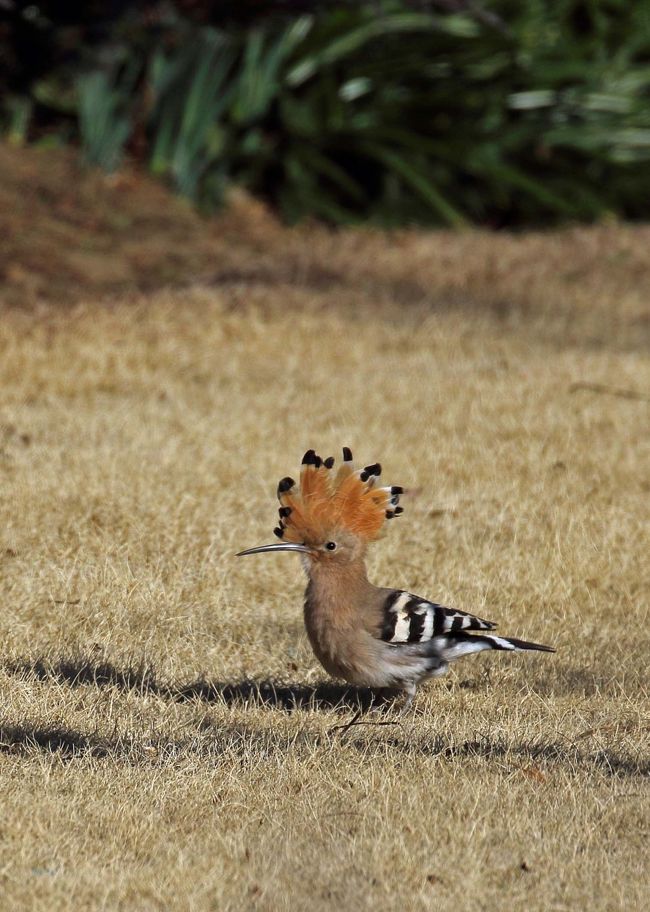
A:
380;590;496;645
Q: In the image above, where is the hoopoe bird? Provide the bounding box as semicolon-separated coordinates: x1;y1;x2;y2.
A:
237;448;554;712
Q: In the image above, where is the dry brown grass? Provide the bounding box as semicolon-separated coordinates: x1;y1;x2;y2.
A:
1;186;649;910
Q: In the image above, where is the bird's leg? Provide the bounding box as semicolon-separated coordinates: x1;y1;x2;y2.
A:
397;682;417;715
330;706;364;736
330;689;403;736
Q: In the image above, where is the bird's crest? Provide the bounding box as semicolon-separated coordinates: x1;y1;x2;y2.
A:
274;448;403;543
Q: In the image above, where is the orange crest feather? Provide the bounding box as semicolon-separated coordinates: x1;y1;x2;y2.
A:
274;448;403;544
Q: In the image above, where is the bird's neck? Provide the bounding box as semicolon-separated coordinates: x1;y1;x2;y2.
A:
305;558;374;626
303;558;382;682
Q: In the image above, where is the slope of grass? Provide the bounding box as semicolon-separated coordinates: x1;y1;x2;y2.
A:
0;165;649;909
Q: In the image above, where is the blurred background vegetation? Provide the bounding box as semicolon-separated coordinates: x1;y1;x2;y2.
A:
1;0;649;227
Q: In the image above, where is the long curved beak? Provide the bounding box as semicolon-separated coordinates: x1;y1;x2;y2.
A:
236;542;310;557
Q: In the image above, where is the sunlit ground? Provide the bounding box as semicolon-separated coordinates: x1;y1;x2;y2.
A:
1;148;648;910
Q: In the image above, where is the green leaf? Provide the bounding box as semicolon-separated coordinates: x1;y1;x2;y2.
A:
358;143;467;227
287;14;452;87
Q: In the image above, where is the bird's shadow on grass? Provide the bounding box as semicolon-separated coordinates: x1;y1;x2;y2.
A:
2;653;391;713
0;652;389;763
2;653;649;780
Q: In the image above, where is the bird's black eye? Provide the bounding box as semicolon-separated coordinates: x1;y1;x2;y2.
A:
325;541;337;551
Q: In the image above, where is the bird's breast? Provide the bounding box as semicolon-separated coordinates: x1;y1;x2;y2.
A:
303;595;355;679
302;591;399;688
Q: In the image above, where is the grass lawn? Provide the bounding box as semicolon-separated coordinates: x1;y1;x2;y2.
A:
0;144;648;911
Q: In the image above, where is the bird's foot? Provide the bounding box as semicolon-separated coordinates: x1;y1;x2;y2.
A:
329;703;402;737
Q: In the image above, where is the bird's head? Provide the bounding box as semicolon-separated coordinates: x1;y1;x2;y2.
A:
236;447;403;569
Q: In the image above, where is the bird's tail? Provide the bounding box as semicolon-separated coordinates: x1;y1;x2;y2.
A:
439;631;555;662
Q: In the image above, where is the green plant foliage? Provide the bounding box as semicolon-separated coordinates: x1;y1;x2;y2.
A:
14;1;650;225
77;70;132;172
4;97;33;146
148;27;236;201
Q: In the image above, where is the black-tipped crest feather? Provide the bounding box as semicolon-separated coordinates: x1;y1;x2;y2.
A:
277;476;295;495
